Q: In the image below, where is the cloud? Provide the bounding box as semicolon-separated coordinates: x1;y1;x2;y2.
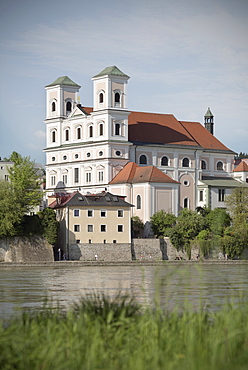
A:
35;130;46;139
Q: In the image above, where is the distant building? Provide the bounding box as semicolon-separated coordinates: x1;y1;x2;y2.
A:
44;66;247;236
49;191;133;253
0;159;14;182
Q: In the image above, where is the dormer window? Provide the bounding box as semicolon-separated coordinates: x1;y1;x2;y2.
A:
52;102;56;112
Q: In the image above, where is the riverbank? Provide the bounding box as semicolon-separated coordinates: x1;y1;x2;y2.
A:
1;260;247;267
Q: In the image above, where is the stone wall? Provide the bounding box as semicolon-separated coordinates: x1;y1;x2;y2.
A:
0;237;54;262
69;243;131;261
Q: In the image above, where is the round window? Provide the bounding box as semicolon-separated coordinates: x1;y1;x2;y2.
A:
99;151;103;156
52;157;55;161
116;150;121;156
63;155;67;160
75;154;79;159
184;180;189;186
86;152;91;158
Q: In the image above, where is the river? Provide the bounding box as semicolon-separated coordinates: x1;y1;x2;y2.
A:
1;263;248;321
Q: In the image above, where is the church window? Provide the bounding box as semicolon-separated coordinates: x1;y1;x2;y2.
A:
52;130;56;143
63;155;67;160
99;151;103;156
51;175;56;186
116;150;121;156
115;123;120;135
74;168;79;183
52;156;55;161
199;190;203;202
161;156;168;166
75;154;79;159
139;155;147;165
98;171;104;182
86;172;91;183
182;157;189;167
137;195;141;209
115;92;120;103
201;160;206;170
217;161;223;171
66;101;72;113
184;198;188;208
63;174;67;184
52;102;56;112
65;129;69;141
77;127;81;140
99;123;103;136
99;93;104;103
89;126;93;138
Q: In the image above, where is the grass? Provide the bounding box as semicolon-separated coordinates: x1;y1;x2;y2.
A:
0;292;248;370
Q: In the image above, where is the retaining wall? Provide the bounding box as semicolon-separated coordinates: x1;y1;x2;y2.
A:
0;237;54;262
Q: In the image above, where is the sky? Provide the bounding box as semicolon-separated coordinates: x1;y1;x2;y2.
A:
0;0;247;165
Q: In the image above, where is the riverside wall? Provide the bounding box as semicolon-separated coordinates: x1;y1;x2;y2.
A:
0;237;54;262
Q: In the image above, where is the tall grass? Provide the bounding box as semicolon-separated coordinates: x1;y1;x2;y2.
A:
0;292;247;370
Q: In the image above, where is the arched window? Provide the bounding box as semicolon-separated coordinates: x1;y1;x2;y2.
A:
184;198;188;208
161;156;168;166
99;93;103;104
139;155;147;165
66;101;72;113
115;123;120;135
99;123;103;136
52;130;56;143
115;92;120;104
182;157;189;167
137;195;141;210
77;127;81;140
89;126;93;138
217;161;223;171
201;160;206;170
65;129;69;141
52;102;56;112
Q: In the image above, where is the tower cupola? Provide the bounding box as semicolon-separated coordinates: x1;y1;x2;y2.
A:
204;107;214;135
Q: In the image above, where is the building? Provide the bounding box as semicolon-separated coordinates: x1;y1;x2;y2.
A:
49;191;133;255
44;66;246;235
0;159;14;182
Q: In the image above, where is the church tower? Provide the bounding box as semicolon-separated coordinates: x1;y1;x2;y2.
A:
204;107;214;135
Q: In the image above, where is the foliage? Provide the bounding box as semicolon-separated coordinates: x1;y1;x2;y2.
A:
7;151;42;214
0;181;23;237
234;152;248;159
16;215;43;236
207;208;231;237
131;216;144;238
1;295;248;370
150;210;176;237
225;187;248;226
221;224;248;259
38;207;59;245
196;229;210;240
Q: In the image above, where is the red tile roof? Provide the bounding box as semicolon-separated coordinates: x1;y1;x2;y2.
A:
234;160;248;172
109;162;179;184
82;107;232;152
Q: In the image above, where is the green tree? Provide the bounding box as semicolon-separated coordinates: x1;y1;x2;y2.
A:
131;216;144;238
38;208;59;245
0;181;23;237
225;187;248;226
207;208;231;237
150;210;177;237
7;152;42;214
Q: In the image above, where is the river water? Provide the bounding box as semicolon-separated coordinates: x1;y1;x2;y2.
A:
1;263;248;321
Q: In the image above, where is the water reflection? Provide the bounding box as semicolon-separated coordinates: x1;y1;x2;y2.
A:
0;264;248;320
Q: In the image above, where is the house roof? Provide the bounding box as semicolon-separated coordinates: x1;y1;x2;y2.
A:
200;176;248;188
93;66;130;79
46;76;81;88
78;107;233;153
49;191;133;209
234;160;248;172
109;162;179;185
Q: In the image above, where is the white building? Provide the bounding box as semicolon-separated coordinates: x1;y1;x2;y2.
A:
44;66;246;235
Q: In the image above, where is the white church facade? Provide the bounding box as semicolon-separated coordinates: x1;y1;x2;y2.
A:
44;66;245;235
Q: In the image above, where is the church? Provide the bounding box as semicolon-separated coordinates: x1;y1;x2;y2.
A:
44;66;243;236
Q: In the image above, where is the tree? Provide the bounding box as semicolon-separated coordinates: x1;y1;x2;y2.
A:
38;208;59;245
225;187;248;226
0;181;23;237
207;208;231;237
131;216;144;238
150;210;176;237
234;152;248;159
7;152;42;213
